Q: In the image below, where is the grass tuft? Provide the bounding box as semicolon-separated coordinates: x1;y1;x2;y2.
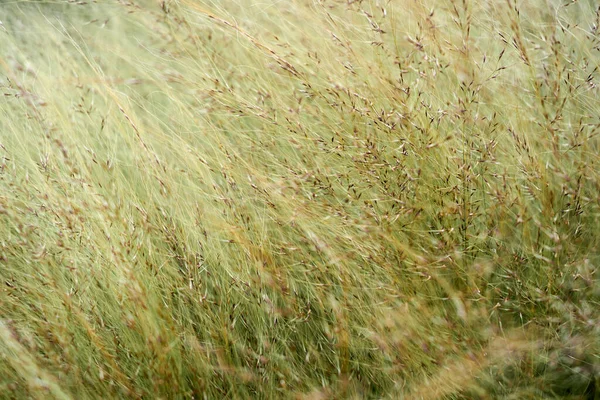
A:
0;0;598;398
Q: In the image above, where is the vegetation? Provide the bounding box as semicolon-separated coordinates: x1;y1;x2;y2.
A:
0;0;598;398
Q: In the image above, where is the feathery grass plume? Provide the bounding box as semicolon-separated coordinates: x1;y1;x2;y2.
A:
0;0;598;398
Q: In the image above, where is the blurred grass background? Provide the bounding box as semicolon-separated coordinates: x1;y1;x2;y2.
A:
0;0;598;398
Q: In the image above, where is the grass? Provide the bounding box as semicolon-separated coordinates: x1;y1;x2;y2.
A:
0;0;598;398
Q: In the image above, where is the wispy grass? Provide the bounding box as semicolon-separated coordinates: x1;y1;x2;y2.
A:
0;0;598;398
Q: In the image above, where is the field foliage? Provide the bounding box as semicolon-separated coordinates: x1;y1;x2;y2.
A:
0;0;599;398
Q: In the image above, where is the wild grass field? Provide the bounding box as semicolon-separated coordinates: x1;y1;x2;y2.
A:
0;0;598;398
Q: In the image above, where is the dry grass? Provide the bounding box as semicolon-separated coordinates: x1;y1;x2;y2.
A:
0;0;598;398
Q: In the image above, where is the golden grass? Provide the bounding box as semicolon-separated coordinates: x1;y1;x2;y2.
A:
0;0;598;398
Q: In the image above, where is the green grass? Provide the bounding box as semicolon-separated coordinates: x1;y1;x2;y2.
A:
0;0;598;398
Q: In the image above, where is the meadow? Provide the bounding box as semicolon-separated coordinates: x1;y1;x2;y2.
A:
0;0;598;398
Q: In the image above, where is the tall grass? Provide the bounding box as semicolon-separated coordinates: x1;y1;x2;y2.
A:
0;0;598;398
